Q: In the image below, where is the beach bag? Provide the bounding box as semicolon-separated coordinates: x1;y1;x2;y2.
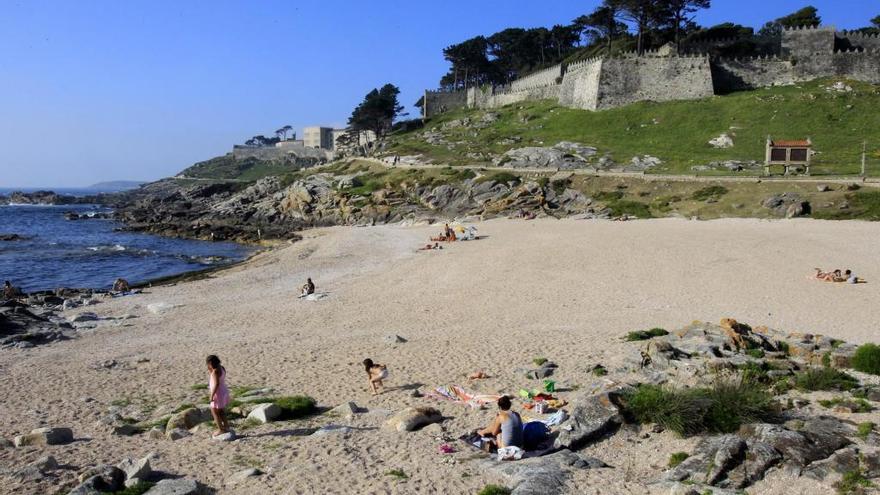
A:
522;421;550;450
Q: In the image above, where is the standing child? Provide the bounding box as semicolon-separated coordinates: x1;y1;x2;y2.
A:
363;358;388;395
206;355;231;436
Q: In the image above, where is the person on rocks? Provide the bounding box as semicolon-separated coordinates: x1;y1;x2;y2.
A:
476;396;523;452
301;278;315;297
3;280;21;300
206;355;231;436
112;278;130;292
363;358;388;395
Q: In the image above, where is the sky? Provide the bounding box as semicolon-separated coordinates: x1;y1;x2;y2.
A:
0;0;877;187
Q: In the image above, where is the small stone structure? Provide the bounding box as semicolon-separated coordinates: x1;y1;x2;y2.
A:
423;25;880;118
765;138;813;176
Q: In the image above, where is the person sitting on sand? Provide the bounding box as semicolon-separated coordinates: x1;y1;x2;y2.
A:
363;358;388;395
112;278;130;292
301;278;315;297
206;354;231;436
844;269;864;284
476;396;523;452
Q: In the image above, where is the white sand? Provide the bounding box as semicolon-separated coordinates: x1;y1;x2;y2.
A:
2;218;880;494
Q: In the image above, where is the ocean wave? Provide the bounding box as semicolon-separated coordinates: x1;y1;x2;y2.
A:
176;254;229;264
87;244;127;252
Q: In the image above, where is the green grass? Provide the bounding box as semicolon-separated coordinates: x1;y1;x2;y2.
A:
111;481;156;495
181;155;298;181
745;348;766;359
592;365;608;377
476;171;520;185
851;344;880;375
476;485;511;495
190;383;208;391
668;452;690;468
625;328;669;341
857;422;875;440
110;398;131;407
691;186;729;201
274;396;317;420
836;469;874;494
814;191;880;221
606;200;653;218
622;380;777;437
818;398;874;413
385;469;409;480
533;357;548;366
389;79;880;176
794;368;860;391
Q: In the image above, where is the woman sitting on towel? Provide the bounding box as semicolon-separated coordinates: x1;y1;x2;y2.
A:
477;396;523;452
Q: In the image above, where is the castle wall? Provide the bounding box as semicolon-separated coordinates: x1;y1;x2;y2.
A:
712;57;795;92
782;26;835;59
829;51;880;84
468;85;560;110
594;56;714;110
423;90;467;118
839;31;880;51
510;64;563;91
558;59;603;110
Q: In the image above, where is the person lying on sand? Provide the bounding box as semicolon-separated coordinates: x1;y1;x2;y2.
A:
206;354;231;436
476;396;523;452
814;268;840;282
418;243;443;251
363;358;388;395
301;278;315;297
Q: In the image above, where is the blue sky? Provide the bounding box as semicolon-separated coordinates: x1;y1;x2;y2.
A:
0;0;877;187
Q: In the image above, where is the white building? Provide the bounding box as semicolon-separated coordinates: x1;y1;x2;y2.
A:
303;126;334;149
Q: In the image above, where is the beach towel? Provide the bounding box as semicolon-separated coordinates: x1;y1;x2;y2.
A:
426;385;502;409
497;446;524;461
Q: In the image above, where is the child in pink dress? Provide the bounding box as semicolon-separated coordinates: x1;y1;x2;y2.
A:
206;355;231;436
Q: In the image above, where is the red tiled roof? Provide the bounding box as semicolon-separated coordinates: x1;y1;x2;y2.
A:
770;140;811;147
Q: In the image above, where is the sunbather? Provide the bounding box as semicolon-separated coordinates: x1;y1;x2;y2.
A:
112;278;130;292
814;268;840;282
476;396;523;452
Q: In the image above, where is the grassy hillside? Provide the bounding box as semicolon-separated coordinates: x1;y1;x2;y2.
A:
180;154;298;181
387;78;880;176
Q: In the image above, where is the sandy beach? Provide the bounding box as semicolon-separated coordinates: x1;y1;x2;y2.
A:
3;217;880;494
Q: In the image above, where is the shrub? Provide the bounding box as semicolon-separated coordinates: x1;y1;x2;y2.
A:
858;422;875;440
607;200;653;218
836;469;873;494
822;352;832;368
818;398;873;413
592;365;608;377
533;357;548;366
776;341;790;355
477;485;511;495
594;190;625;201
274;396;317;420
668;452;689;468
477;171;520;185
794;368;859;391
112;481;156;495
625;328;669;341
746;349;765;359
623;380;776;436
691;185;729;201
852;344;880;375
385;469;409;480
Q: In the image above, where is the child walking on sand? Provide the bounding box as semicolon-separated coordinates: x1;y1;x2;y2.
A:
206;354;231;436
363;358;388;395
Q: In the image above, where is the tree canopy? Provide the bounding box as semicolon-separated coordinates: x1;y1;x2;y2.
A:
348;84;406;141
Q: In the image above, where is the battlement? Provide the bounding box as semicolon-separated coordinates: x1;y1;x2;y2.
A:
840;30;880;40
509;64;563;91
782;25;833;32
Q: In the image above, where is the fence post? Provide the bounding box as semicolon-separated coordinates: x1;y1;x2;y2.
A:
862;141;867;178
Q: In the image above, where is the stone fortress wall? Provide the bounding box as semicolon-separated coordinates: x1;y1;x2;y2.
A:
423;26;880;118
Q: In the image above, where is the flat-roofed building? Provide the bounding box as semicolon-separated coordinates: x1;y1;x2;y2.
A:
303;126;334;149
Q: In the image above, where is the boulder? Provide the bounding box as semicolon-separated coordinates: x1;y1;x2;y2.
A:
486;449;607;495
166;428;191;441
227;468;262;485
330;401;361;419
117;455;152;481
383;407;443;432
247;403;281;424
166;407;211;431
709;133;735;149
13;427;73;447
71;465;125;494
803;446;860;481
554;391;623;450
664;434;746;486
212;431;236;442
143;478;202;495
384;334;407;344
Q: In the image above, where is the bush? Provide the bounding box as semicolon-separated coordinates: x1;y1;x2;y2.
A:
274;396;317;420
623;380;777;436
857;422;875;440
477;485;511;495
852;344;880;375
668;452;689;468
745;349;765;359
478;171;520;185
691;185;729;201
625;328;669;341
607;200;653;218
794;368;859;391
